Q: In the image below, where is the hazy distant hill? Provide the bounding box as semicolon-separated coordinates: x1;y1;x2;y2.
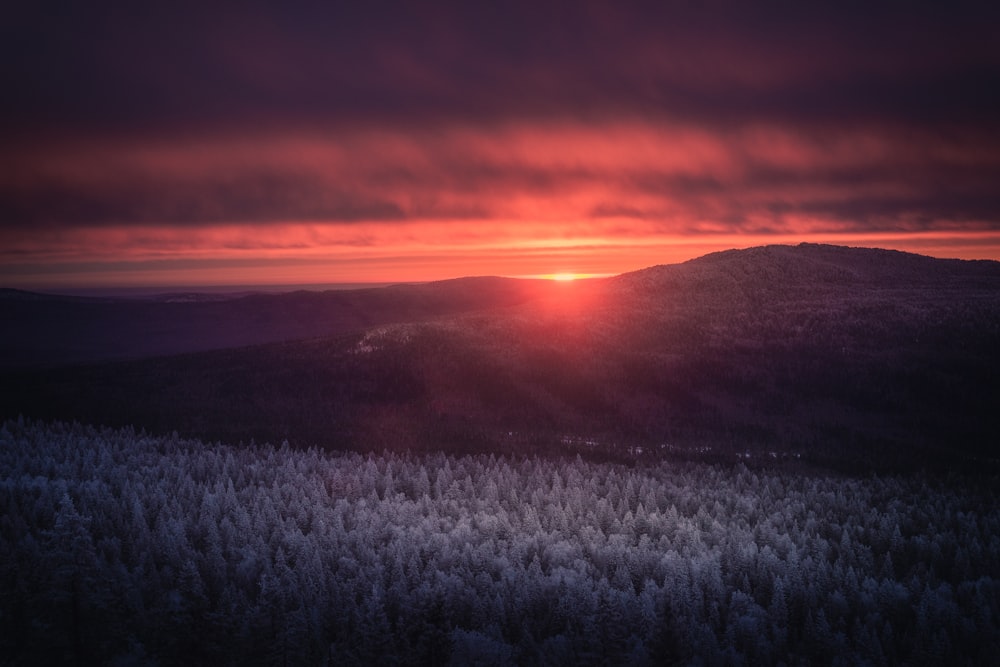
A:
0;277;560;368
3;244;998;471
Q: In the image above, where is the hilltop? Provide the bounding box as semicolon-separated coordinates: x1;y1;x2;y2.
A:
2;244;998;471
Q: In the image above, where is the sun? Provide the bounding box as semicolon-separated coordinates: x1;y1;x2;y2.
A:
550;273;577;282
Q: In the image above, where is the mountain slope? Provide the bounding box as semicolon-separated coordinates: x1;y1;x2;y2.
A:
0;276;563;368
3;244;998;470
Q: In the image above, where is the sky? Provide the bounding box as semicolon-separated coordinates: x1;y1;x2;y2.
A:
2;1;1000;290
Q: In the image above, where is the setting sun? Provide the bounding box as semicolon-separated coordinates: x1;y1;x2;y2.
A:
527;272;613;282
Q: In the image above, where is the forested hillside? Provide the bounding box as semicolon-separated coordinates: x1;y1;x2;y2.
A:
2;419;997;665
0;276;553;368
5;244;998;470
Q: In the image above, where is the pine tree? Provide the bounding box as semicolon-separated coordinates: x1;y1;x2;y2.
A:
46;493;102;665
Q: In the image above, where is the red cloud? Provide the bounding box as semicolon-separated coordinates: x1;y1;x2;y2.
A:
2;118;999;289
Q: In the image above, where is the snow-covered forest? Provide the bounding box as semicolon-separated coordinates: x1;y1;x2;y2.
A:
1;419;997;665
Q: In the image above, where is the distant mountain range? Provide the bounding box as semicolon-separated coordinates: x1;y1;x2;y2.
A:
0;277;560;368
3;243;998;471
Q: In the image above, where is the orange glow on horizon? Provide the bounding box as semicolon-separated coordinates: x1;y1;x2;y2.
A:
4;118;1000;291
2;226;999;292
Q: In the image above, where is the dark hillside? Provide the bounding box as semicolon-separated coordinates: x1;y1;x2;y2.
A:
3;244;998;471
0;276;556;368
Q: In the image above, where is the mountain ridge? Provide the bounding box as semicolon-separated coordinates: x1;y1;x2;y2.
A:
0;275;562;368
621;243;1000;293
3;243;998;471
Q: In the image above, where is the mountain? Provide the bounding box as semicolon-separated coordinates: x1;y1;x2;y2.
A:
3;243;998;471
0;277;562;368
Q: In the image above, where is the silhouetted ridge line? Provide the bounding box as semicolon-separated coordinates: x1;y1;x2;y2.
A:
2;244;998;471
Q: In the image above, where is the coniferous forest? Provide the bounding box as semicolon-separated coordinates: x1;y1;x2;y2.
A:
2;419;997;665
3;246;1000;664
5;0;1000;660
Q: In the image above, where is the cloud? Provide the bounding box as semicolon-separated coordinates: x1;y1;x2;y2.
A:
3;120;999;235
2;1;999;286
5;2;999;135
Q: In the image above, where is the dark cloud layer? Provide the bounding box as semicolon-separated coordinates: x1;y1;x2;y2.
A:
5;1;999;136
2;0;1000;283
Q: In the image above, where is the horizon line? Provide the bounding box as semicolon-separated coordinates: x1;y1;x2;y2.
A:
5;240;999;298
